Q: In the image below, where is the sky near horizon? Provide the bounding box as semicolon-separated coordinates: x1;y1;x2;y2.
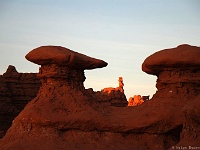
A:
0;0;200;99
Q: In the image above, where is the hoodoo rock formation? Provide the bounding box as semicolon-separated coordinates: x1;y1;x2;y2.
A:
142;44;200;101
0;44;200;149
142;44;200;148
0;66;126;137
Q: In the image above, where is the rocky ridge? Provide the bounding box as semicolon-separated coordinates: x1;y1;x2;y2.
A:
0;44;200;149
0;65;40;137
0;66;127;138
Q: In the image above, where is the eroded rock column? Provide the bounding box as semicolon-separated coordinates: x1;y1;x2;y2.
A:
155;68;200;99
142;44;200;101
38;64;86;92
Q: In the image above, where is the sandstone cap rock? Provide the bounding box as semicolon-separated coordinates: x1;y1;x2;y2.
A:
25;46;108;70
142;44;200;75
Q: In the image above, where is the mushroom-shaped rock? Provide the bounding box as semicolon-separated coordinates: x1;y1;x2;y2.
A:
142;44;200;75
25;46;108;91
142;44;200;100
25;46;108;70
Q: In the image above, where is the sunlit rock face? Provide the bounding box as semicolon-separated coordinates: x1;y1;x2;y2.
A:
87;77;127;107
128;95;144;106
142;44;200;101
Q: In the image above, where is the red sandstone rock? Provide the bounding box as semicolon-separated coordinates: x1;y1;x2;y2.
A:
0;76;18;138
87;89;128;107
1;45;200;149
175;94;200;147
0;68;126;138
25;46;108;70
143;44;200;101
93;77;127;107
141;44;200;148
0;65;41;138
1;65;41;110
142;44;200;75
128;95;144;106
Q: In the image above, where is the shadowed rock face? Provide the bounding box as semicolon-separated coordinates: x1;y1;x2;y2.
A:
1;66;40;110
0;65;40;138
0;45;199;150
176;94;200;147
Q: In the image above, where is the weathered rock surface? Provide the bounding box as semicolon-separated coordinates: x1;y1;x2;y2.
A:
0;65;127;138
143;44;200;101
87;77;127;107
92;89;127;107
142;44;200;75
0;65;41;138
128;95;144;106
0;45;200;149
142;44;200;148
25;45;108;69
176;94;200;147
1;65;41;110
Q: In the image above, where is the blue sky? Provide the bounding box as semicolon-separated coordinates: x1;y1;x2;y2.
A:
0;0;200;99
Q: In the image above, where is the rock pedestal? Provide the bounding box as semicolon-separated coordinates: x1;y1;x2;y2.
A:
38;64;86;91
154;68;200;100
142;44;200;148
142;44;200;101
0;66;127;138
